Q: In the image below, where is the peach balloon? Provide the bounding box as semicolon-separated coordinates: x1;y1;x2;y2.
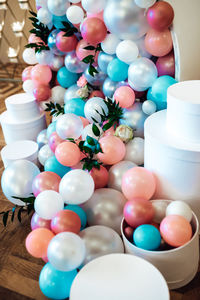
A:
31;64;52;85
48;132;64;152
76;39;98;62
25;228;54;258
90;165;109;189
145;28;173;57
51;210;81;234
160;215;192;247
122;167;156;201
32;171;61;197
114;86;135;108
97;136;126;165
55;141;81;167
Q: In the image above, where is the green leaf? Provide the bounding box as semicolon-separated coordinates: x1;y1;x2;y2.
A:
67;138;76;143
62;21;71;29
91;117;98;123
86;136;96;146
29;10;37;17
27;204;34;215
88;65;98;77
83;146;93;154
103;122;114;131
82;55;94;64
3;211;9;227
84;46;96;50
92;124;101;137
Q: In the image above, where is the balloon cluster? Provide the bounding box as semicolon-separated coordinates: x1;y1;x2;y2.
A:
123;199;193;251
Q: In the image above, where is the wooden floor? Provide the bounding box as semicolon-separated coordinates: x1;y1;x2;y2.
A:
0;65;200;299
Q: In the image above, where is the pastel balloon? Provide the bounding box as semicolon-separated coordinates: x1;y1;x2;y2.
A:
31;212;51;231
114;86;135;108
22;66;33;81
123;198;155;228
47;232;86;271
49;55;64;71
147;1;174;31
152;200;169;224
145;29;173;57
55;142;81;167
47;122;57;138
26;228;54;258
67;5;84;24
38;144;54;166
48;132;64;152
64;84;79;102
39;263;77;300
122;167;156;200
31;64;52;85
124;137;144;165
84;97;108;123
135;0;156;9
32;171;61;197
59;169;95;204
36;50;53;65
64;98;85;117
81;17;107;45
51;210;81;234
116;40;139;64
37;130;48;150
23;48;37;65
142;100;157;115
47;0;70;16
101;34;120;55
107;58;129;82
160;215;192;247
56;113;83;139
44;156;71;178
97;136;126;165
56;31;78;53
57;67;79;88
82;0;106;13
33;85;51;102
90;166;109;189
102;77;118;98
156;51;175;77
84;67;107;86
98;52;115;74
65;51;86;73
48;29;64;56
76;39;98;61
166;201;193;223
51;86;65;105
65;205;87;230
135;35;151;59
23;80;35;94
133;224;161;251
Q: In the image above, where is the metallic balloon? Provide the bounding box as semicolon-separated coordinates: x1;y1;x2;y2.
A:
124;137;145;165
104;0;148;40
38;144;54;166
119;102;148;137
31;212;51;230
102;77;118;98
84;67;107;86
64;84;80;103
136;36;151;59
79;225;124;265
37;129;48;149
49;55;64;71
1;160;40;206
65;51;87;74
82;188;127;234
98;52;115;74
47;0;70;16
108;160;137;192
48;29;64;56
142;100;157;115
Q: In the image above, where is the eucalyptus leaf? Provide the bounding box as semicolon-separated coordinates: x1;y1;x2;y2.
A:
92;124;100;137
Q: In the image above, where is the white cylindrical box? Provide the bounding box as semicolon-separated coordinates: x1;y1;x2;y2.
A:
121;203;199;289
144;110;200;223
167;81;200;143
0;111;47;144
5;93;40;122
1;140;39;168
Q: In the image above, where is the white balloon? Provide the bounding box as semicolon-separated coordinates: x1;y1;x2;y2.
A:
23;80;34;94
48;0;70;16
35;50;53;65
142;100;157;115
84;97;108;123
116;40;139;64
70;0;81;3
81;0;106;13
37;7;52;25
22;48;37;65
135;0;156;9
166;201;193;222
51;86;66;105
38;144;54;166
101;34;120;55
124;137;144;165
82;124;103;140
67;6;84;24
36;0;47;7
34;190;64;220
59;169;95;204
56;113;83;139
47;232;86;271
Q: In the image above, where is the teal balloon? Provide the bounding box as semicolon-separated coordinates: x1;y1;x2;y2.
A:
39;263;77;300
133;224;161;251
45;156;71;178
47;122;56;138
64;98;85;117
150;75;178;111
57;67;79;88
65;205;87;230
107;58;129;82
53;14;68;29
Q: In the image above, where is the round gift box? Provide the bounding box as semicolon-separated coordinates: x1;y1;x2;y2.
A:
0;111;47;144
121;200;199;290
5;93;40;122
1;140;39;168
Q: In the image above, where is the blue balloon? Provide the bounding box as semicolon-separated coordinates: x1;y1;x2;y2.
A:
48;29;64;56
107;58;129;82
39;263;77;299
64;98;85;117
47;122;56;138
133;224;161;251
98;52;115;74
45;156;71;178
53;14;68;29
102;77;118;98
150;75;178;111
57;67;79;88
65;205;87;230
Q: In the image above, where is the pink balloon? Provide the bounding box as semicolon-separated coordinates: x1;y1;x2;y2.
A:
33;85;51;102
122;167;156;201
31;64;52;85
51;210;81;234
81;18;107;45
48;132;65;152
114;86;135;108
145;28;173;57
97;136;126;165
31;212;51;231
32;171;61;197
89;90;104;98
87;11;104;21
156;51;175;77
22;66;33;81
76;39;99;62
55;141;81;167
56;31;78;53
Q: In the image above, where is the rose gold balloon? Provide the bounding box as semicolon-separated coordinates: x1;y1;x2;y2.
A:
51;210;81;234
32;171;61;197
81;17;107;45
90;166;109;189
156;51;175;77
48;132;64;153
147;1;174;31
145;28;173;57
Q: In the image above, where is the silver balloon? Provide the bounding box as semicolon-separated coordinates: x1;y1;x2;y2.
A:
98;52;115;74
49;55;64;71
84;67;107;86
142;100;157;115
48;29;64;56
37;129;48;149
119;102;148;137
108;160;137;192
1;160;40;206
124;137;144;165
102;77;118;98
82;188;127;234
38;144;54;166
64;84;80;103
136;35;151;59
79;225;124;265
104;0;148;40
65;51;87;73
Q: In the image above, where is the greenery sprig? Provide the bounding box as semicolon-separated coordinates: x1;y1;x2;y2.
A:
45;102;65;117
60;21;78;37
82;44;102;77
